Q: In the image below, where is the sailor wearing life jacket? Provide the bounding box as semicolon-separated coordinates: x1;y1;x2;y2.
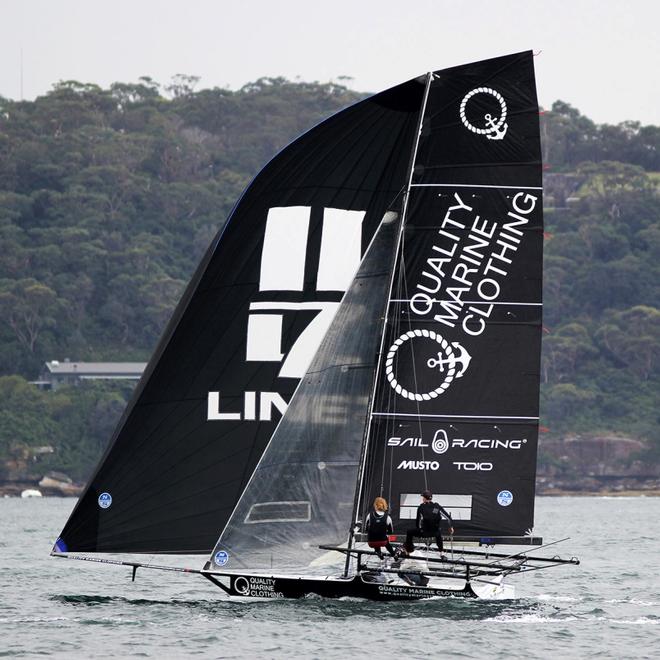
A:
397;490;454;558
365;497;396;559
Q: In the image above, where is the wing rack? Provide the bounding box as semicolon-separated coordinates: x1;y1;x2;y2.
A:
319;542;580;579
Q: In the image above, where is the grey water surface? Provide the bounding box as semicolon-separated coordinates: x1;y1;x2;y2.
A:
1;497;658;658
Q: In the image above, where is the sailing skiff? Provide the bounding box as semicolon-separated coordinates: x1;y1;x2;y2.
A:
53;51;579;600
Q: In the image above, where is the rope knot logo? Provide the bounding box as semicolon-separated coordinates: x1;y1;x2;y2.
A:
385;329;471;401
233;576;250;594
460;88;508;141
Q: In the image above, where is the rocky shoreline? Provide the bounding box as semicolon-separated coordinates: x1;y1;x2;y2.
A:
536;435;660;497
536;479;660;497
3;434;657;498
3;479;659;499
0;472;83;498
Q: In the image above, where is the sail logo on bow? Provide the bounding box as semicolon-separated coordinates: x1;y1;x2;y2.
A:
459;88;508;140
385;329;471;401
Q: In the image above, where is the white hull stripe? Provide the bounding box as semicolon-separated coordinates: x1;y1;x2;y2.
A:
410;183;543;190
372;412;539;420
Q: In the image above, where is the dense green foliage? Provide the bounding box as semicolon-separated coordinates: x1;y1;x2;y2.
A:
541;160;659;458
542;101;660;171
0;375;132;481
0;77;360;377
0;78;658;479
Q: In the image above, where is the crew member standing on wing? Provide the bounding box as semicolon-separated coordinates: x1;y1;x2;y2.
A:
396;490;454;558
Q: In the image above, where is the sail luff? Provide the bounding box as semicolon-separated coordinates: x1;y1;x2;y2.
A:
346;73;435;565
205;208;415;557
207;215;401;572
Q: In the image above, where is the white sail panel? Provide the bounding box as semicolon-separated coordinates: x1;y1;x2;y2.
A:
245;314;285;362
317;208;365;291
259;206;310;291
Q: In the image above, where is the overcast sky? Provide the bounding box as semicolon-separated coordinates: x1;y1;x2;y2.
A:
1;0;658;125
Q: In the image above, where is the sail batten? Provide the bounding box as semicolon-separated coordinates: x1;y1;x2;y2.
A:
372;413;540;419
411;183;543;190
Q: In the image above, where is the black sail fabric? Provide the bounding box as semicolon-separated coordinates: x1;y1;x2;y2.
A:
208;219;397;573
55;80;424;553
359;52;543;539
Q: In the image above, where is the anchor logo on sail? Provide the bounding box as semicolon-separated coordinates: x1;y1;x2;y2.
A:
459;87;508;140
385;329;472;402
427;343;472;377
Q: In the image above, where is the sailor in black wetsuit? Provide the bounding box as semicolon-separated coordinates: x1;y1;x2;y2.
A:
364;497;396;559
397;490;454;557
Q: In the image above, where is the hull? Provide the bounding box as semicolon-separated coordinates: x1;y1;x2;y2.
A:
202;571;512;601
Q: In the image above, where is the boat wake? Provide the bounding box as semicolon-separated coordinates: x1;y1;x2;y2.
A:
49;594;230;612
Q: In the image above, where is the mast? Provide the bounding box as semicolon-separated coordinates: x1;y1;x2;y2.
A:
344;72;435;572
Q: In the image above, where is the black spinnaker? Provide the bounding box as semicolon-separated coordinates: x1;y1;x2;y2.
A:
56;79;424;554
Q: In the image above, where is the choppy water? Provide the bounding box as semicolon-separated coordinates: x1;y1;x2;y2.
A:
1;497;658;658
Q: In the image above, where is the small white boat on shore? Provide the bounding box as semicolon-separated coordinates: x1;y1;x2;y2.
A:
21;489;42;498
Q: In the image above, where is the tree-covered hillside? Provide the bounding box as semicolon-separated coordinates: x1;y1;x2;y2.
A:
0;78;658;481
0;77;361;375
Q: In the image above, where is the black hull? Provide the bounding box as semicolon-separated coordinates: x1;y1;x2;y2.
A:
203;572;477;601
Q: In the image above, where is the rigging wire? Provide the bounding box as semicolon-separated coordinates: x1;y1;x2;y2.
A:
480;537;572;569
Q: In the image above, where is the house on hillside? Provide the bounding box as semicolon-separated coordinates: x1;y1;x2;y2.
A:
32;360;147;390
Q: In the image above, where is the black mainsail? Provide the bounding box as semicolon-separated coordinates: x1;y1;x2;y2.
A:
56;52;544;584
358;53;543;541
